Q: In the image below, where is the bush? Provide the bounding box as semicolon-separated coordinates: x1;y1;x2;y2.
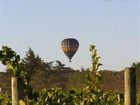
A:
0;93;11;105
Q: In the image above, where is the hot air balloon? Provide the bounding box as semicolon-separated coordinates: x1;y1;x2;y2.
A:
61;38;79;62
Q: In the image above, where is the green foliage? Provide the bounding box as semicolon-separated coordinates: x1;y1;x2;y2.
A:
87;45;102;88
0;93;11;105
20;86;118;105
0;46;34;100
0;46;23;76
0;45;121;105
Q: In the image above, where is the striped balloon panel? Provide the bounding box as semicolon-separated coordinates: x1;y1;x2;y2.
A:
61;38;79;59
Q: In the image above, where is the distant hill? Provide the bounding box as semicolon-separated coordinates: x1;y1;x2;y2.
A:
1;61;140;95
100;70;124;93
1;68;140;95
0;72;11;94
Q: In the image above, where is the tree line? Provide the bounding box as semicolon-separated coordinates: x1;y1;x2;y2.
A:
0;47;140;95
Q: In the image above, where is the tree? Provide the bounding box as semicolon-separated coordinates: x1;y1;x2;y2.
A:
23;48;47;75
51;60;70;71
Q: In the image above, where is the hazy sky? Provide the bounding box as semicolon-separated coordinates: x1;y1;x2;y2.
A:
0;0;140;71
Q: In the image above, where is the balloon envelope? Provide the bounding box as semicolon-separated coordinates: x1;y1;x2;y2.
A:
61;38;79;62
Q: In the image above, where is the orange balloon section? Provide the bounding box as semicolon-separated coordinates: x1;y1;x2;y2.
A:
61;38;79;62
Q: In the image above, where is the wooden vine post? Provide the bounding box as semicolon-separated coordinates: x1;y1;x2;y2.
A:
124;67;136;105
11;77;18;105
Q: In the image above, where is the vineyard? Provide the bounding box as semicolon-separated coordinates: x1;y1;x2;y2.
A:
0;45;139;105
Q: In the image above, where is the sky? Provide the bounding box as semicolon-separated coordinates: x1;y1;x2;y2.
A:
0;0;140;71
